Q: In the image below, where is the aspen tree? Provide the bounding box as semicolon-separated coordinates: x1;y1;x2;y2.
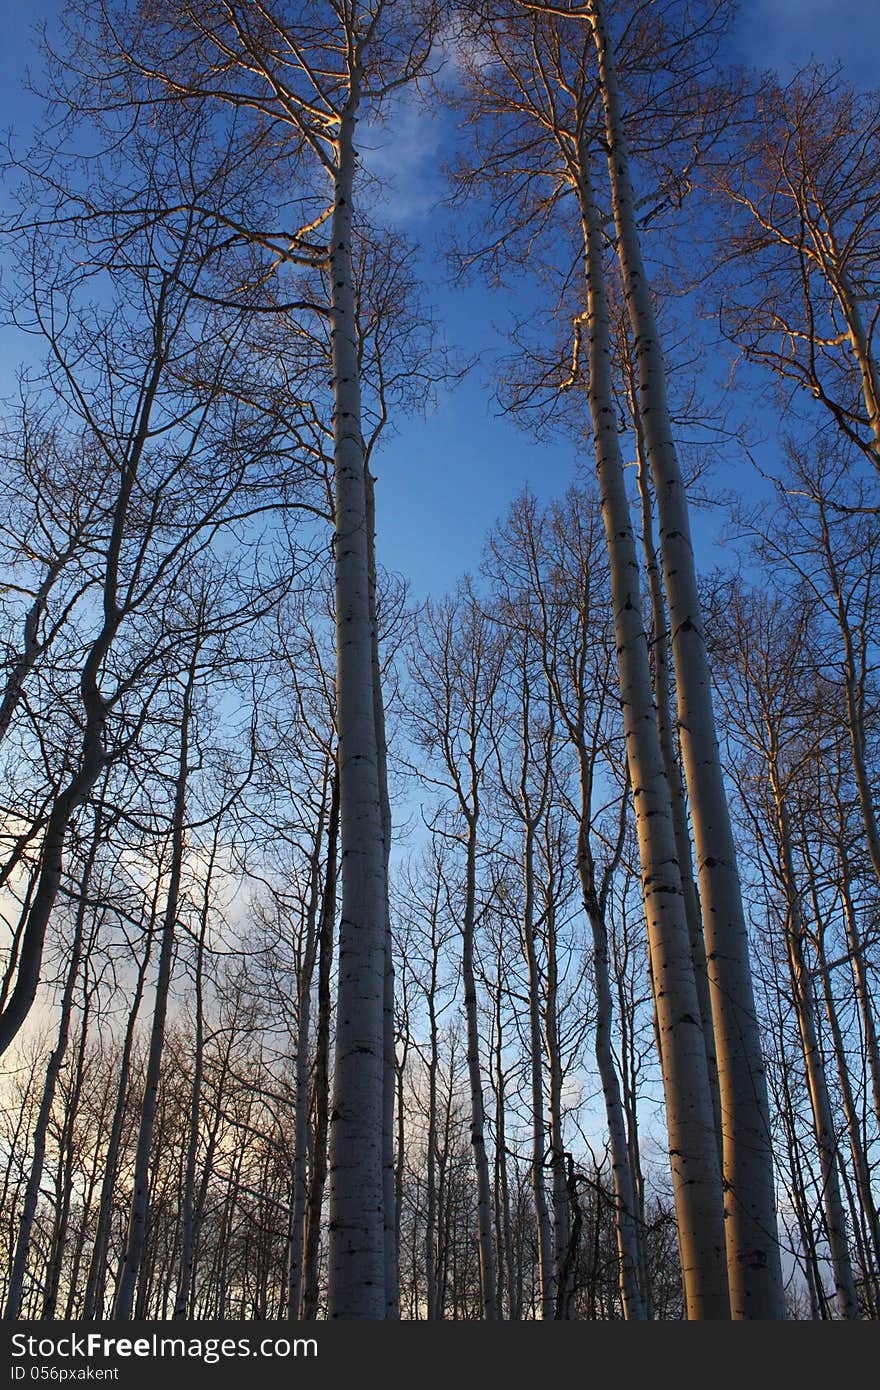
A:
576;135;728;1317
802;832;880;1312
583;0;784;1318
619;335;722;1157
742;455;880;895
455;2;729;1314
42;0;442;1317
732;463;880;1158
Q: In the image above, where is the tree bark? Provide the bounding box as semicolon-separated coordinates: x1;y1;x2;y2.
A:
587;0;783;1318
629;371;723;1161
575;128;729;1319
326;63;388;1322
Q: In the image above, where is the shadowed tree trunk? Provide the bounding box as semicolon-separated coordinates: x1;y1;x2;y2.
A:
574;118;729;1319
586;0;783;1318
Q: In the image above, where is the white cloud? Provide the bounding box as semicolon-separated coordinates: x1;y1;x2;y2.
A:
358;89;447;229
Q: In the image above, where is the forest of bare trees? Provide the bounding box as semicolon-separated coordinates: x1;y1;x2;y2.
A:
0;0;878;1324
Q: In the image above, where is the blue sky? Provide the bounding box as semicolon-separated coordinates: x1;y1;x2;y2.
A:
1;0;879;601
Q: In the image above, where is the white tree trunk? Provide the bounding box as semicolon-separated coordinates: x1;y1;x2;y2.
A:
576;140;729;1320
631;402;723;1160
587;0;783;1319
365;463;400;1320
326;74;388;1320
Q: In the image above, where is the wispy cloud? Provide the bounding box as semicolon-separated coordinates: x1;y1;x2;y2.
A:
358;90;449;230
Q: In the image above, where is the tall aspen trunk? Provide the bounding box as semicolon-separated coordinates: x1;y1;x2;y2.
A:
393;1012;407;1316
814;926;880;1310
364;464;399;1320
174;953;206;1321
544;622;647;1317
113;658;195;1321
418;861;444;1321
326;69;388;1321
435;1057;454;1319
763;932;829;1317
611;895;653;1316
802;828;880;1299
65;1074;110;1319
182;1035;231;1321
776;1030;827;1319
575;136;729;1319
586;0;782;1317
629;376;722;1159
286;977;313;1317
